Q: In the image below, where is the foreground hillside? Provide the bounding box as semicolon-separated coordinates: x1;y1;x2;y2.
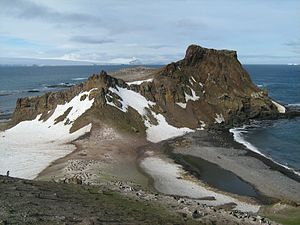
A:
0;175;199;225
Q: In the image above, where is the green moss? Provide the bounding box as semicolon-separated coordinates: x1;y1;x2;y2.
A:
0;176;201;224
259;204;300;225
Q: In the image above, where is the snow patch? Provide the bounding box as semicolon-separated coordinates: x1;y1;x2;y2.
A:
108;86;155;114
197;120;206;130
141;156;260;213
176;102;187;109
188;77;197;85
272;100;286;113
106;86;193;142
176;87;200;108
215;113;225;123
0;89;96;179
145;114;193;143
185;88;200;102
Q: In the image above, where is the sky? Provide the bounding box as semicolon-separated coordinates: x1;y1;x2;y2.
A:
0;0;299;65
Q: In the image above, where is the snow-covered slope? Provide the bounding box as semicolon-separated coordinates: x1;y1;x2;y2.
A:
0;90;96;179
106;86;193;142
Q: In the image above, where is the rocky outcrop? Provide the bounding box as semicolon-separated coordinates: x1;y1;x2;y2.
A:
11;45;281;131
133;45;279;127
11;71;127;125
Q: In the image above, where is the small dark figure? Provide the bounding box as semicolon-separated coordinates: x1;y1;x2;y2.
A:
6;170;9;177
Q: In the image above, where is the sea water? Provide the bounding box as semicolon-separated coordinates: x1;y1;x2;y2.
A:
232;65;300;174
0;65;159;119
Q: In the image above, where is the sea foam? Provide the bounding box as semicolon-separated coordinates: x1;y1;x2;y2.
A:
230;126;300;176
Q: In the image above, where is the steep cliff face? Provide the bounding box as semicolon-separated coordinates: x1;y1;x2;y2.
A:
135;45;279;127
11;45;282;138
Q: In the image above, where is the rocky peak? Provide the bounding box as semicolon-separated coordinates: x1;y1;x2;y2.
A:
10;71;127;125
10;44;283;133
135;44;279;128
86;70;127;89
183;45;237;66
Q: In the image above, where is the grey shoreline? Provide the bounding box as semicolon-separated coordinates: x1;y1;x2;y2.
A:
157;129;300;205
221;127;300;183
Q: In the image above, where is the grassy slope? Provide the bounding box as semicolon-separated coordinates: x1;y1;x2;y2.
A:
0;176;200;225
259;204;300;225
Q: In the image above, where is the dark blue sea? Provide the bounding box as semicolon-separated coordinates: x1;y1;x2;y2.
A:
238;65;300;174
0;65;159;119
0;64;299;174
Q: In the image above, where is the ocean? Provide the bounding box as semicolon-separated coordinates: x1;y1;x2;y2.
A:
0;64;299;174
231;65;300;174
0;65;159;119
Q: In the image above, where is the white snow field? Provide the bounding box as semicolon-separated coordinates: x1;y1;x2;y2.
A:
0;89;96;179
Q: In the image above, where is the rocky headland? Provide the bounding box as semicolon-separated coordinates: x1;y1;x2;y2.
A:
10;45;288;130
1;45;300;225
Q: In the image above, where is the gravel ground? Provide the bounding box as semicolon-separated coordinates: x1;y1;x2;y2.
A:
167;130;300;204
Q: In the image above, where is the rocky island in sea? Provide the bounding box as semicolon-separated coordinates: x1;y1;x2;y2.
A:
1;45;300;224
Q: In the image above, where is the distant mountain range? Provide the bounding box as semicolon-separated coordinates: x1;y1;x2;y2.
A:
0;57;143;66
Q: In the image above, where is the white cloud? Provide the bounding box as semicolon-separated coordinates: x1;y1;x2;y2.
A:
0;0;299;64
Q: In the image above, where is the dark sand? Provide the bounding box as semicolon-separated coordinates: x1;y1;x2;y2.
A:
163;130;300;204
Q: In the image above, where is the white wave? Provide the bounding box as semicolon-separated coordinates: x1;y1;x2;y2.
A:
72;77;87;81
287;103;300;107
0;90;23;96
0;118;10;123
230;127;300;176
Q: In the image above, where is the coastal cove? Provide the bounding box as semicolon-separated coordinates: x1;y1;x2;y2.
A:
1;51;300;224
1;0;300;223
159;130;300;204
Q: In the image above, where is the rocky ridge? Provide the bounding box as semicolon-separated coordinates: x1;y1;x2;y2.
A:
11;45;285;135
